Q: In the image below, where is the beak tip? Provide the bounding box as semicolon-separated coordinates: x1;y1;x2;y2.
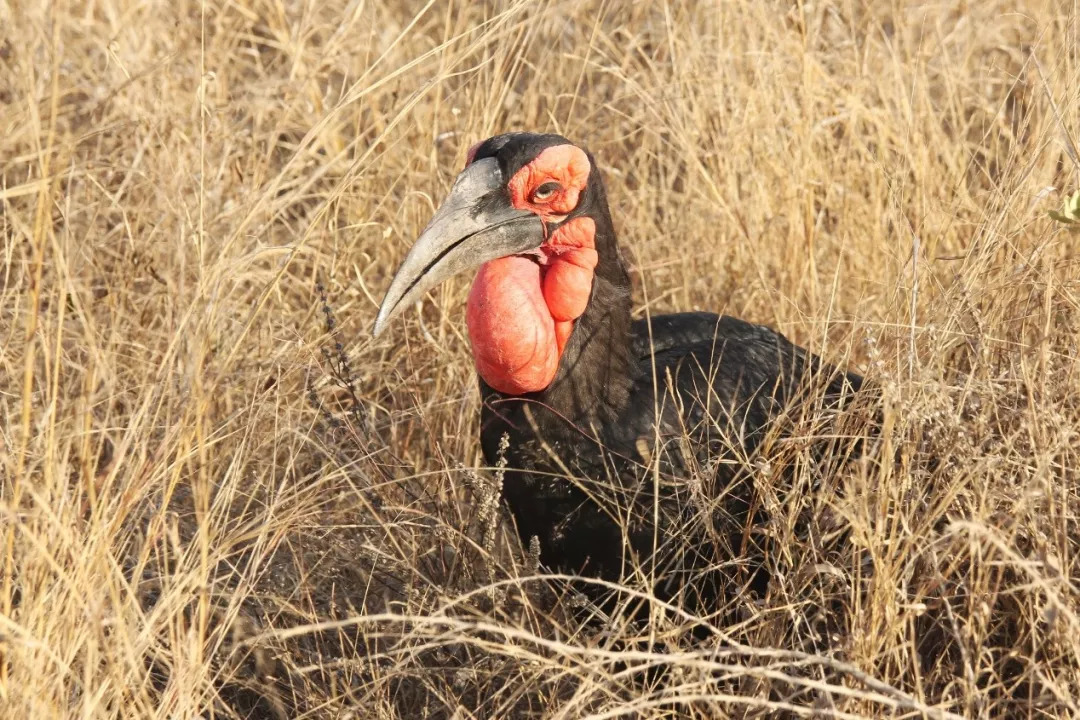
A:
371;313;389;338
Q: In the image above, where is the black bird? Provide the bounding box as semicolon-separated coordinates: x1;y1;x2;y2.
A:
374;132;862;617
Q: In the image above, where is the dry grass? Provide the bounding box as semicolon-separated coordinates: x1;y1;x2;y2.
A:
2;0;1080;717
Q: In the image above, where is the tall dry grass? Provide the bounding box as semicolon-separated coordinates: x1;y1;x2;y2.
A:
2;0;1079;717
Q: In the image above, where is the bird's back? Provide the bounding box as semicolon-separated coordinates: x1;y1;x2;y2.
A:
623;311;861;455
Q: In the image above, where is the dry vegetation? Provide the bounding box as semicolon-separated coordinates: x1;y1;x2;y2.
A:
2;0;1080;717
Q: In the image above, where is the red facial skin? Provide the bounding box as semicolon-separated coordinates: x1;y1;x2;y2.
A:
465;145;597;395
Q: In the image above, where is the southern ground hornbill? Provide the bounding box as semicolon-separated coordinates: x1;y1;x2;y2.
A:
374;132;863;621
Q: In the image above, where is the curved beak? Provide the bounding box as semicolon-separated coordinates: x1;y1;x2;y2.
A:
372;157;545;337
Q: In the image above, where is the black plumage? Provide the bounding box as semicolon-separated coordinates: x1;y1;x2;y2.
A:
377;132;863;618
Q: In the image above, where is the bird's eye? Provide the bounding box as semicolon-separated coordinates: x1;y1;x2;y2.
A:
532;181;561;202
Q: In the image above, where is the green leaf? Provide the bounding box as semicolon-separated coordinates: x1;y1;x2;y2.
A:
1066;190;1080;217
1049;189;1080;226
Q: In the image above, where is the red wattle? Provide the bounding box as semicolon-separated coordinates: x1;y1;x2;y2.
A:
466;205;597;395
544;248;598;321
466;256;559;395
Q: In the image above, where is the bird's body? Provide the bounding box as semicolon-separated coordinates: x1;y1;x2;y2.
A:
482;311;861;608
375;132;861;614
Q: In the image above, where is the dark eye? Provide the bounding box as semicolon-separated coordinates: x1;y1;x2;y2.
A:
532;181;561;202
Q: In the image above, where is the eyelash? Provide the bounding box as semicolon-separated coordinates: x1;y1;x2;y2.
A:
532;181;561;202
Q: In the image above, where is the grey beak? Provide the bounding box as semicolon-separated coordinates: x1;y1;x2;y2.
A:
372;157;544;337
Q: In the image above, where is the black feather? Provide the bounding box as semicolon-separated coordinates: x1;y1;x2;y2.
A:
472;133;864;619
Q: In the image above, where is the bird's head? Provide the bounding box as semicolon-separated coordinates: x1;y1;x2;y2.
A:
374;132;618;396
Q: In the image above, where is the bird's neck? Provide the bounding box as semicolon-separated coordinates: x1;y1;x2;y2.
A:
541;212;635;424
